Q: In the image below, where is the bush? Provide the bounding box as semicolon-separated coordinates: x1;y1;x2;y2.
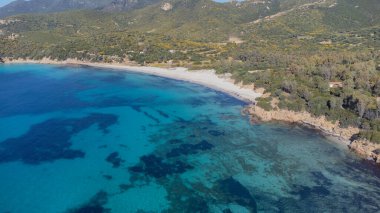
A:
256;97;273;111
359;130;380;144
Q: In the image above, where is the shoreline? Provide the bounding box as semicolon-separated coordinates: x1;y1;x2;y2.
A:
245;106;357;143
2;58;262;103
248;105;380;164
3;58;380;164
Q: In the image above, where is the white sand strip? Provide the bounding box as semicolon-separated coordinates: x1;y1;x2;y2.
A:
3;58;262;103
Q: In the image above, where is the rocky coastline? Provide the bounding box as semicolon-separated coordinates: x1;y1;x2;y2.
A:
248;104;380;164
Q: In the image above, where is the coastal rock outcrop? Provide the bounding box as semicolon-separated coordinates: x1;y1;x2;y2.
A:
248;105;359;140
248;105;380;164
349;140;380;163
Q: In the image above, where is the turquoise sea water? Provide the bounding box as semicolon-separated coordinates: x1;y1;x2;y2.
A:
0;64;380;213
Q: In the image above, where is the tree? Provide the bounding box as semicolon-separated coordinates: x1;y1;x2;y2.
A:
355;94;370;118
281;80;297;94
372;80;380;96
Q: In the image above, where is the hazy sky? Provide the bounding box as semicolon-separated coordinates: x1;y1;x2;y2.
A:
0;0;15;7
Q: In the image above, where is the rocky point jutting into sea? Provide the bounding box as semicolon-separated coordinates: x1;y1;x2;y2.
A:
249;103;380;164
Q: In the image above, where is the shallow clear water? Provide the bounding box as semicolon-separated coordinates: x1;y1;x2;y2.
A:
0;64;380;213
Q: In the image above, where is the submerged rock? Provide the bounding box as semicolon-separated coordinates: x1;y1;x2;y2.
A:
166;140;214;158
156;109;170;118
218;177;257;213
129;154;193;178
290;185;330;199
119;184;132;192
105;152;124;168
68;190;110;213
143;111;160;123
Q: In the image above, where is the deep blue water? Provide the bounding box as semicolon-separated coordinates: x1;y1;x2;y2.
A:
0;64;380;213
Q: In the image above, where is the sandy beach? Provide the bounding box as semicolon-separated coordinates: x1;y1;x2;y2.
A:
3;58;262;103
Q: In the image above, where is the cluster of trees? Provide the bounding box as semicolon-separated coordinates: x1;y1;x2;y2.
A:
0;30;222;66
217;49;380;142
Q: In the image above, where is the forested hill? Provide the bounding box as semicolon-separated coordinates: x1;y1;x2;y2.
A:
1;0;380;142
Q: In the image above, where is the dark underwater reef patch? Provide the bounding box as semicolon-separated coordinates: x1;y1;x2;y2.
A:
0;113;117;165
130;105;161;123
129;154;193;178
105;152;124;168
310;171;332;186
156;110;170;118
131;105;142;112
119;183;133;192
166;140;214;158
151;171;212;212
168;139;183;144
183;197;209;213
218;177;257;213
143;111;160;123
290;184;330;199
161;176;258;212
272;182;333;212
276;184;331;212
68;190;110;213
